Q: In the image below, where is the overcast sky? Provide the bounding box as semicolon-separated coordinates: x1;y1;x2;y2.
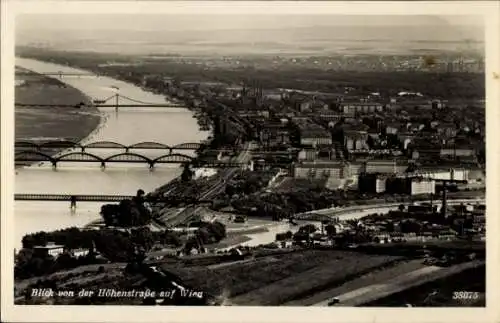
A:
15;14;484;55
17;14;484;32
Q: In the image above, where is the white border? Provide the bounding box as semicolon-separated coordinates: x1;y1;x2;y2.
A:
2;2;499;323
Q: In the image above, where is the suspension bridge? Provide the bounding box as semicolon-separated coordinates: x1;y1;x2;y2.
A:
16;71;96;78
15;93;185;109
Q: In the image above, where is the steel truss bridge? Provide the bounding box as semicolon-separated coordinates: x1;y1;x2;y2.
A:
15;140;203;154
14;193;213;204
15;140;296;157
14;150;245;169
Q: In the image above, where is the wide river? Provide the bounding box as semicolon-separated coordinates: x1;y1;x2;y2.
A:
14;58;210;250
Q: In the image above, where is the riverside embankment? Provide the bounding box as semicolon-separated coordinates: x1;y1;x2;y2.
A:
14;58;210;250
15;67;101;147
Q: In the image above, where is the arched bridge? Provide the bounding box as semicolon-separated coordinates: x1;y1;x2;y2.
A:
15;150;244;169
15;140;204;154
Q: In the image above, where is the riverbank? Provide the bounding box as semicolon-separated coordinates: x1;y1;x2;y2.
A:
14;58;210;250
15;67;102;147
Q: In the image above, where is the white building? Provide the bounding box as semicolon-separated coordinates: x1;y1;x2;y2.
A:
71;248;91;258
413;168;469;182
410;178;436;195
33;242;65;258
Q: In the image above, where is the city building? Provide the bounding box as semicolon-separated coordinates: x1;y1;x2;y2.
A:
365;159;408;174
33;242;65;258
298;148;317;161
344;130;369;152
386;176;436;195
312;111;343;122
440;145;476;158
293;161;348;180
410;167;469;182
385;122;402;135
71;248;91;258
298;99;313;113
358;173;388;193
410;178;436;195
300;129;332;147
340;101;384;115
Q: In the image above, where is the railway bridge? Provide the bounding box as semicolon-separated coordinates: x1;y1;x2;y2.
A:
14;150;245;169
15;140;204;154
14;193;213;204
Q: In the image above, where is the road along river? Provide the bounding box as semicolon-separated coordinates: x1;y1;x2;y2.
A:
14;58;210;250
220;198;485;249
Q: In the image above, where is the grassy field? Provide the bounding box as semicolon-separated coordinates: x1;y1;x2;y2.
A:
230;253;404;305
364;264;486;307
14;263;126;299
284;259;427;305
15;68;101;143
162;249;403;305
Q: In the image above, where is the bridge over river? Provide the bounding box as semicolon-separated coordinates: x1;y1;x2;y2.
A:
15;150;246;169
14;194;213;204
16;93;185;109
15;139;295;169
15;140;204;154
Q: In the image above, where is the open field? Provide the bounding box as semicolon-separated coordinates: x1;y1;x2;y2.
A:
364;263;485;307
14;263;126;300
18;48;485;100
283;259;427;306
162;250;403;305
15;68;101;142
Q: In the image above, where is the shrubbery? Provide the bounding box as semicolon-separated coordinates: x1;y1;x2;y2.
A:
100;194;151;227
17;226;186;279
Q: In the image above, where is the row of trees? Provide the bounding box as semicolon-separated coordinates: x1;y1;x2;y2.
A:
15;248;105;280
224;170;276;197
17;226;186;279
230;187;348;219
17;220;229;279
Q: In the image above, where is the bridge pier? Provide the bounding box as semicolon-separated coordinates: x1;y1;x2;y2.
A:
100;161;106;170
51;162;57;170
149;163;155;171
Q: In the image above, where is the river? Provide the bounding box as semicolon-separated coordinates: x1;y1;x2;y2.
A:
14;58;210;250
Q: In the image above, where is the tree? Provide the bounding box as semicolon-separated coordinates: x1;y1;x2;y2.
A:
161;230;182;247
181;163;193;182
299;224;317;235
325;224;337;237
100;204;119;226
196;227;211;245
131;227;154;251
207;221;226;242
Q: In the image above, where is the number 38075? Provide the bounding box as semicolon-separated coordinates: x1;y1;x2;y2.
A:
453;291;479;300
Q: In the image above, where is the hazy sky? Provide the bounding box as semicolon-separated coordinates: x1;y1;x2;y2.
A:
15;14;484;55
17;14;484;32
